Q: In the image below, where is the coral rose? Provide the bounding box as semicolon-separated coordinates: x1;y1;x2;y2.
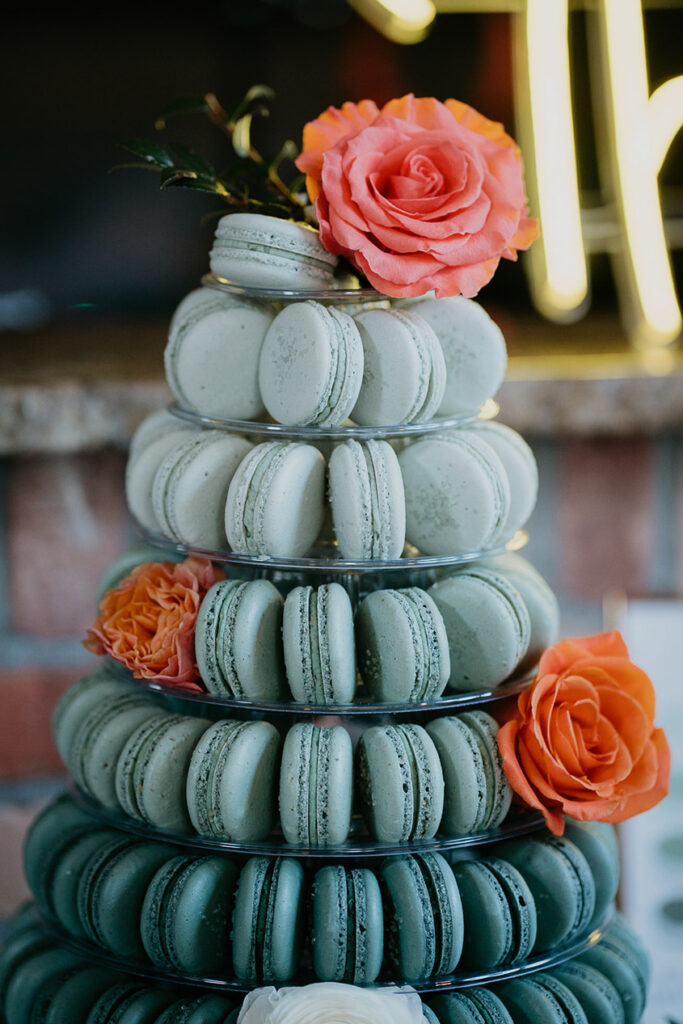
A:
497;631;670;836
296;94;537;298
84;557;223;689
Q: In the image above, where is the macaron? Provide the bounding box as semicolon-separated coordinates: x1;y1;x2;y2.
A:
356;586;450;702
551;962;625;1024
351;308;446;425
0;925;53;1008
225;440;326;558
186;719;281;841
141;853;237;975
23;795;96;912
282;583;356;704
381;852;464;981
468;421;538;537
279;723;353;846
3;947;85;1024
452;856;537;970
499;834;596;951
426;712;512;836
125;419;198;534
563;820;619;929
195;578;286;700
429;988;514;1024
154;994;239;1024
69;692;159;809
210;213;338;289
76;837;172;958
258;300;364;426
578;916;650;1024
356;723;444;842
115;712;212;833
52;668;133;770
423;1008;440;1024
42;965;120;1024
312;864;384;983
474;551;559;671
85;983;176;1023
428;568;531;691
398;432;510;556
50;829;119;938
165;289;273;420
495;973;589;1024
328;439;406;560
152;430;253;550
232;856;305;981
408;296;507;416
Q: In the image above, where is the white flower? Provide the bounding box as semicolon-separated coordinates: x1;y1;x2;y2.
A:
237;983;427;1024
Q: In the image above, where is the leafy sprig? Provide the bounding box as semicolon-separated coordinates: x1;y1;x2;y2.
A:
113;86;311;223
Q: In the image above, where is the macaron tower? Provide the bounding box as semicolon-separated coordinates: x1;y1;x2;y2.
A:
1;210;655;1024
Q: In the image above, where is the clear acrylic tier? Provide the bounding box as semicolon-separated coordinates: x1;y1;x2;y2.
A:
68;781;546;859
40;906;614;995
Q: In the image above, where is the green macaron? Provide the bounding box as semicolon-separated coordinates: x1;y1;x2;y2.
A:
563;820;619;928
186;719;281;841
495;972;589;1024
426;711;512;836
84;983;176;1023
42;965;120;1024
50;829;120;939
52;670;133;770
551;961;625;1024
141;852;237;976
453;856;537;970
232;856;305;982
279;722;353;846
312;864;384;983
154;994;239;1023
3;947;84;1024
0;925;53;1008
356;723;444;842
429;987;514;1023
23;795;95;913
282;583;357;704
381;852;464;981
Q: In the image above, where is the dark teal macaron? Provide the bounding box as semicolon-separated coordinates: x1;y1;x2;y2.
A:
141;853;237;975
50;829;119;939
578;918;649;1024
430;987;514;1023
77;837;172;958
563;821;619;928
499;834;596;951
312;864;384;982
552;961;625;1024
23;795;95;912
154;994;239;1023
423;1007;440;1024
84;982;176;1023
496;972;589;1023
3;947;84;1024
381;852;464;981
453;856;536;970
42;965;119;1024
232;856;305;982
0;924;52;1006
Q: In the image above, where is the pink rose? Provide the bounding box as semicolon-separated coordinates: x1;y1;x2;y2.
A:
297;94;537;298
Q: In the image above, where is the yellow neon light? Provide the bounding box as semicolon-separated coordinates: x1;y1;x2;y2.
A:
518;0;587;319
595;0;682;348
347;0;436;43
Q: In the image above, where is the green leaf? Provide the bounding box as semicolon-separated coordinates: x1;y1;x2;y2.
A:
160;167;229;196
109;161;167;174
120;139;173;167
155;95;210;130
232;114;253;158
167;143;215;177
230;84;275;122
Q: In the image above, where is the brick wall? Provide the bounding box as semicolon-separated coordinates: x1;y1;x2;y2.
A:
0;434;682;917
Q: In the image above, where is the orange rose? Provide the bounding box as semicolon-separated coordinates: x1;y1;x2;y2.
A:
296;94;537;299
497;631;670;835
84;557;223;689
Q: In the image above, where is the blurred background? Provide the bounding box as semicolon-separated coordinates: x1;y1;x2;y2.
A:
0;1;681;1018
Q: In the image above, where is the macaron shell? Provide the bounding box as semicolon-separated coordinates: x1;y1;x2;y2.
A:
0;927;53;1006
312;865;384;983
279;723;353;846
552;962;625;1024
453;858;534;970
86;984;176;1024
411;296;507;416
563;820;619;928
469;421;538;536
399;433;510;556
165;856;238;974
430;988;514;1024
232;857;305;982
282;583;356;704
210;213;337;288
429;569;531;691
155;995;238;1024
496;973;590;1024
52;670;133;769
328;439;406;560
23;796;96;911
131;714;212;832
43;965;119;1024
3;948;84;1024
125;428;196;533
165;296;272;420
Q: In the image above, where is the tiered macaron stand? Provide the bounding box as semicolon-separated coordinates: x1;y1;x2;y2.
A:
34;277;613;1013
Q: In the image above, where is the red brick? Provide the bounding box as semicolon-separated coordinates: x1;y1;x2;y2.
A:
558;439;655;600
0;667;88;779
8;452;128;636
0;803;36;918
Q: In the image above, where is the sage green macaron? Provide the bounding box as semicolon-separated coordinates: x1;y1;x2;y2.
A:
232;856;305;982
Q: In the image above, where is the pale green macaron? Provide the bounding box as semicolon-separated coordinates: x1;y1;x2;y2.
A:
52;669;133;771
186;719;281;841
328;439;406;560
282;583;356;703
279;723;353;846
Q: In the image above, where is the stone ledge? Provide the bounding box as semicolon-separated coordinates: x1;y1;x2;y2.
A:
1;312;681;453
